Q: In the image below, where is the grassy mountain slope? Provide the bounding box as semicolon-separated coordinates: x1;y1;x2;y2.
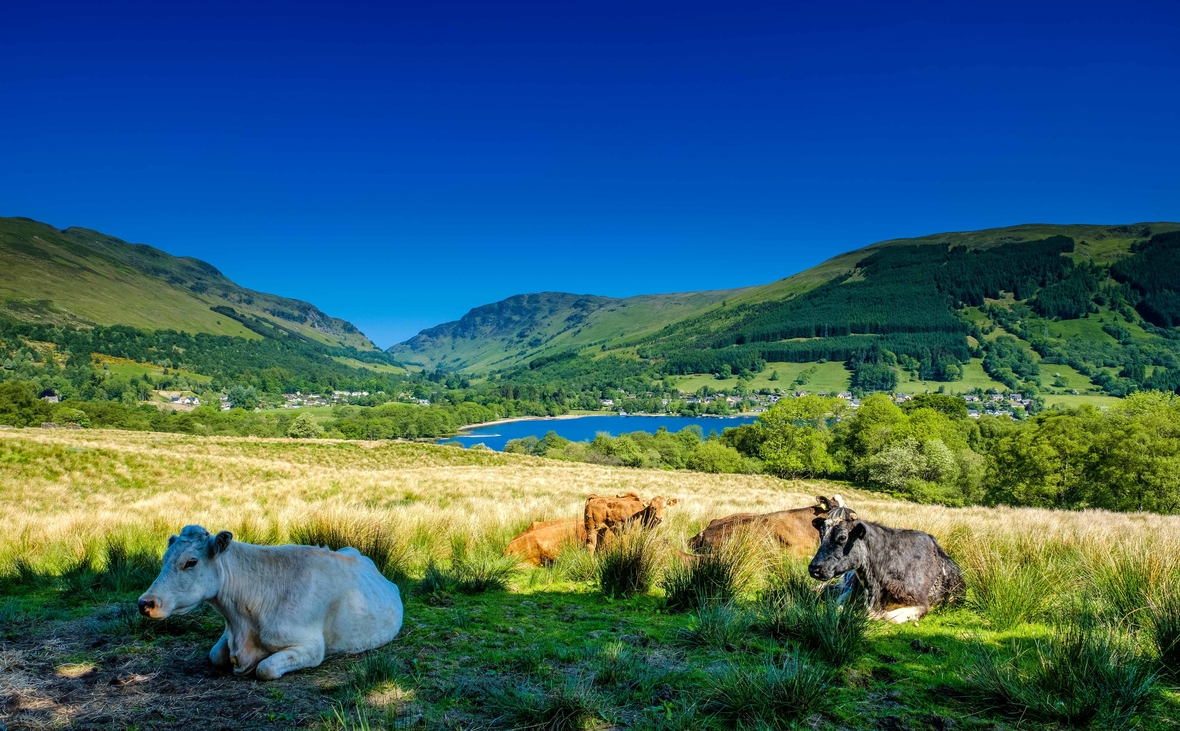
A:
0;216;376;350
390;288;746;371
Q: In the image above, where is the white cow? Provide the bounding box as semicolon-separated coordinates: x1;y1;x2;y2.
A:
138;525;403;680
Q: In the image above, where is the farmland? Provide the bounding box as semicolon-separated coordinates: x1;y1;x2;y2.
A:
2;428;1179;730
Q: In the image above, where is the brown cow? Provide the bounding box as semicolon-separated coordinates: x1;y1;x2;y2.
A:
505;518;587;566
687;495;843;558
583;493;678;553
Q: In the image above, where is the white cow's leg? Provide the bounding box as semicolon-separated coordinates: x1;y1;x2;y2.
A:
255;640;326;681
209;628;232;667
881;606;926;624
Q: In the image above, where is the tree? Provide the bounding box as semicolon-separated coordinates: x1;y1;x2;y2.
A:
227;384;259;410
687;440;745;473
286;411;323;438
757;395;843;478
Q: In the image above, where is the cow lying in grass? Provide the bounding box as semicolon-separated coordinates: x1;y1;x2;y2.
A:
808;507;964;623
505;518;586;566
583;493;678;553
687;495;842;557
138;525;404;680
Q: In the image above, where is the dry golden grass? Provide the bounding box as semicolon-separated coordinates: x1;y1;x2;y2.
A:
3;427;1178;579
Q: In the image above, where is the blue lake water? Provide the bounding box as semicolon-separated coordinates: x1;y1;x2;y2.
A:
441;414;760;451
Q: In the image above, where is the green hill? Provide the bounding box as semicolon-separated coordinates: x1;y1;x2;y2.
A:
389;288;746;371
0;216;376;350
394;222;1180;404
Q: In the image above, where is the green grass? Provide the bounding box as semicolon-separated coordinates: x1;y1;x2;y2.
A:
330;356;408;374
895;357;1005;395
95;356;213;383
672;361;851;395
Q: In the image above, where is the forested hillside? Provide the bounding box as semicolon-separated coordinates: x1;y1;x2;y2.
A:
393;222;1180;406
0;216;375;350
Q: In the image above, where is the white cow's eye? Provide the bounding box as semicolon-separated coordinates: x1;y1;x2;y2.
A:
183;558;199;569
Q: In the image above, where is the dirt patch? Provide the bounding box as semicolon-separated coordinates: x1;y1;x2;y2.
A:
0;606;349;730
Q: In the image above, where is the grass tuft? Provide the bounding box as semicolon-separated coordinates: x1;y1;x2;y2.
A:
963;610;1157;727
661;528;765;612
448;534;520;593
675;602;749;652
348;650;400;695
289;514;412;584
702;654;829;730
488;678;604;731
965;556;1053;630
757;561;868;667
596;526;662;599
1147;580;1180;676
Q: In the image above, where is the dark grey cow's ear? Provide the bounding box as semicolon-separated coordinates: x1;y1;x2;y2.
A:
167;535;178;546
208;531;233;557
812;517;827;532
849;522;866;541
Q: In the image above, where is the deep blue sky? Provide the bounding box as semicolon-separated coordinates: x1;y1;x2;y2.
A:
3;1;1178;348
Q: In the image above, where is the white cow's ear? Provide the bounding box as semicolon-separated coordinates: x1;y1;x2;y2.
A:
209;531;233;556
167;535;178;546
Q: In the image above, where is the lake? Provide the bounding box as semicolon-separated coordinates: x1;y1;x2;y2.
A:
441;414;760;451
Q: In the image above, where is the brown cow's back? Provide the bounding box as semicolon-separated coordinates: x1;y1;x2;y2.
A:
505;519;586;566
688;503;828;558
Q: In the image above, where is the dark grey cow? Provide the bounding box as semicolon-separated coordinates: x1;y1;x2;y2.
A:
808;507;963;623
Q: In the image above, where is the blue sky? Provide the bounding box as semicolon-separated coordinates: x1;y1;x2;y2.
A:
2;1;1178;348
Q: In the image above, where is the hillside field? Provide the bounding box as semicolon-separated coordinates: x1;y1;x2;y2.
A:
2;429;1179;730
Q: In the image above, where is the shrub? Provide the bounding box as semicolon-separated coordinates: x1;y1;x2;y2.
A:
661;529;766;612
596;526;662;599
286;411;323;438
53;407;90;428
757;561;868;667
702;655;829;730
963;611;1158;727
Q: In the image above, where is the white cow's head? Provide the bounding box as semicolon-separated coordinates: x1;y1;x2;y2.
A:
137;525;231;619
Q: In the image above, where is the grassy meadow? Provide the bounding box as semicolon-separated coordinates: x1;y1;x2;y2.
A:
2;428;1180;730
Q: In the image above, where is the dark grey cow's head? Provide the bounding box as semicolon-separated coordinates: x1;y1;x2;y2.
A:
808;507;867;580
137;525;232;619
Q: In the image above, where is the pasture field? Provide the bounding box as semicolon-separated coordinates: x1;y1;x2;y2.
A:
2;429;1180;730
672;362;852;395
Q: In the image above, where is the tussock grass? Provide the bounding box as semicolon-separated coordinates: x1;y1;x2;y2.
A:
348;651;400;695
448;534;520;593
701;654;829;730
488;678;604;731
289;513;413;584
757;560;868;667
1087;546;1179;627
675;602;750;652
964;551;1053;631
661;528;767;612
963;610;1158;727
1147;580;1180;676
596;525;663;599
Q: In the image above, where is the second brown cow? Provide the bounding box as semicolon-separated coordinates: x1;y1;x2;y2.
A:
687;495;843;558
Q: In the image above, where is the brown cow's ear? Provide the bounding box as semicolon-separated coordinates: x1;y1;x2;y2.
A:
209;531;233;557
815;496;831;510
668;498;679;507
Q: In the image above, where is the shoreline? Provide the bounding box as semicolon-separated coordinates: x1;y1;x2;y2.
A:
453;411;758;435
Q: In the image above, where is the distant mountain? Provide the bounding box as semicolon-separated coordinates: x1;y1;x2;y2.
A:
392;223;1180;404
0;217;376;350
390;289;746;371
